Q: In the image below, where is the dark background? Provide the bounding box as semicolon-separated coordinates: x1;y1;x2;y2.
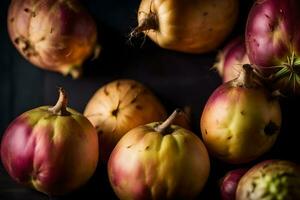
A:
0;0;299;199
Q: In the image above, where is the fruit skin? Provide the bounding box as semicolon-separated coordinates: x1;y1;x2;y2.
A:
7;0;98;78
0;89;98;195
84;79;167;162
220;168;248;200
246;0;300;94
108;115;210;200
236;160;300;200
201;65;281;164
215;37;249;82
135;0;239;53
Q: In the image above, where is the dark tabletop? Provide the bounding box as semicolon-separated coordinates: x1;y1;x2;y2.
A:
1;0;299;199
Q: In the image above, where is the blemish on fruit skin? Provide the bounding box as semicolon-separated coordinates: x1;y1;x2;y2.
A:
240;110;246;115
264;121;279;136
98;130;103;135
104;87;109;96
227;136;232;140
130;84;137;90
116;81;121;89
136;105;143;110
205;129;208;135
203;12;208;16
130;98;137;104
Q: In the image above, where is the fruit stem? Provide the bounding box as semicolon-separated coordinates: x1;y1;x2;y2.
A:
234;64;257;88
155;109;181;134
130;12;158;37
48;88;70;116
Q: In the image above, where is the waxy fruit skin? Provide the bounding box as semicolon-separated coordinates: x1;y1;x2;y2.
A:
236;160;300;200
215;37;249;82
220;168;248;200
246;0;300;94
137;0;239;53
108;123;210;200
84;79;167;162
201;66;281;164
8;0;98;78
1;106;99;195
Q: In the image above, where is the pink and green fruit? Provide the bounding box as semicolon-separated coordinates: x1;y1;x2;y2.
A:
215;37;249;82
108;109;210;200
220;168;248;200
7;0;98;78
236;160;300;200
0;88;99;195
246;0;300;94
201;65;281;164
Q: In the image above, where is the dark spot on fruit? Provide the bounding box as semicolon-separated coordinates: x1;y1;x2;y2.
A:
251;182;257;191
10;17;14;22
112;108;119;117
116;81;121;89
264;121;279;136
104;87;109;96
24;8;30;12
130;84;137;89
264;14;270;19
241;110;246;115
145;146;150;150
247;191;251;198
209;28;213;32
205;129;208;135
203;12;208;16
50;27;54;33
227;136;232;140
98;130;103;135
14;38;20;44
127;145;132;149
130;98;137;104
136;105;142;110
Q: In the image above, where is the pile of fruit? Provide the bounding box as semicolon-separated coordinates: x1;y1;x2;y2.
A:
1;0;300;199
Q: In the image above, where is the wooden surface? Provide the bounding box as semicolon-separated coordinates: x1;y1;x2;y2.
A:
1;0;299;199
